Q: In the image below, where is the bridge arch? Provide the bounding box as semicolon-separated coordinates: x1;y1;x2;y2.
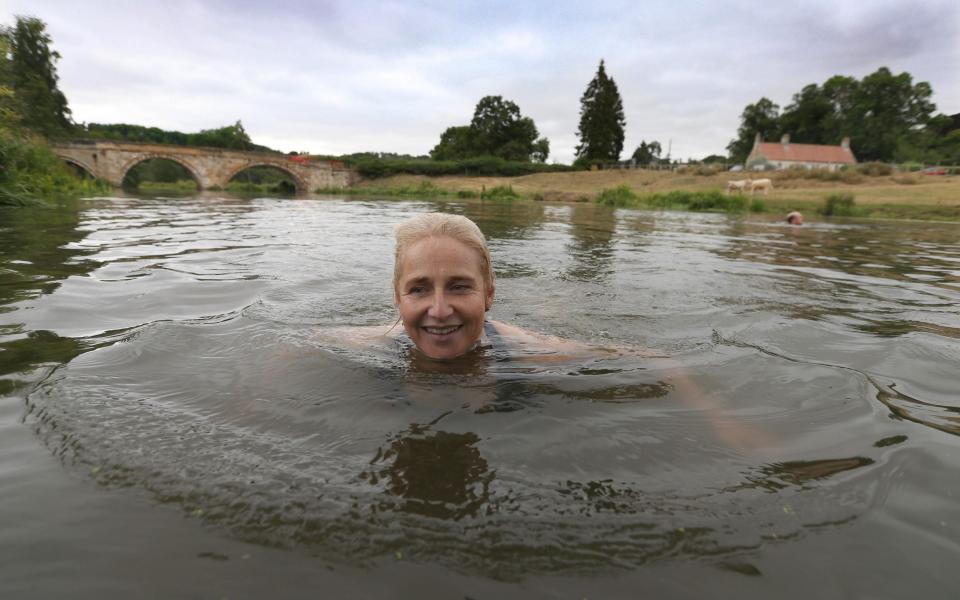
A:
58;156;98;179
119;154;204;189
223;162;308;194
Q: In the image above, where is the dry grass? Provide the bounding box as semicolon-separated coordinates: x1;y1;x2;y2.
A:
353;169;960;207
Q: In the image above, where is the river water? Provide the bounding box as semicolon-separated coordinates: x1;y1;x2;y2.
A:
1;194;958;598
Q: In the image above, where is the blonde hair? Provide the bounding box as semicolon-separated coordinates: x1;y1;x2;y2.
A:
393;213;494;303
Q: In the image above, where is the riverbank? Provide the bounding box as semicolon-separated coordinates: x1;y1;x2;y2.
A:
327;169;960;221
0;129;110;206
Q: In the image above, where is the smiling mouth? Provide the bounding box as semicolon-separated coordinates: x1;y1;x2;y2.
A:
422;325;462;336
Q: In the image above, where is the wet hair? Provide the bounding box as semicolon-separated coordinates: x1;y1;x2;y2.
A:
393;213;495;304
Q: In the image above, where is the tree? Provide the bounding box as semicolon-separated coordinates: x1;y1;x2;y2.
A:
852;67;935;162
189;120;254;150
726;97;780;163
727;68;939;163
532;137;550;163
431;125;474;160
778;83;832;144
575;60;626;161
429;95;549;162
4;16;72;136
701;154;727;164
631;140;661;166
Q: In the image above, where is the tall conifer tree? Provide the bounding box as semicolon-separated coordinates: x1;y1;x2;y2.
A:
575;60;626;161
5;16;73;136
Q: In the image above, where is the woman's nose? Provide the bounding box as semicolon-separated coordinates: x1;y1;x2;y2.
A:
428;290;453;319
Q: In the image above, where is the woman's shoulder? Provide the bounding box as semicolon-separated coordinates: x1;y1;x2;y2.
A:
485;319;628;361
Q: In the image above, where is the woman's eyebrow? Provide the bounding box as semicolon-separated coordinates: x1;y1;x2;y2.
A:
404;276;431;287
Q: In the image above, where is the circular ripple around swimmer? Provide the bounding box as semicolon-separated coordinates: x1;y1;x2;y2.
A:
22;316;902;578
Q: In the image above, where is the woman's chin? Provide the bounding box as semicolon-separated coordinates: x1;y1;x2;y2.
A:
420;345;468;360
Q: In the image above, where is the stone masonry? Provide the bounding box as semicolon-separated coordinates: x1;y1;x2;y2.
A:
50;141;356;193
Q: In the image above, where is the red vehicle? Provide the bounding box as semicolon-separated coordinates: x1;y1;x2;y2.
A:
922;167;948;176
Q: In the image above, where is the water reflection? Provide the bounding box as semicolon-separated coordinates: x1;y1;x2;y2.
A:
563;203;618;282
731;456;876;492
0;199;96;306
363;423;493;520
0;200;101;390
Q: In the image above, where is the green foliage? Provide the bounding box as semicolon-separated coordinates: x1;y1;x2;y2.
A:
855;162;893;176
571;156;608;170
596;184;638;206
596;188;755;213
430;96;549;162
2;16;73;137
820;193;861;216
631;141;662;166
431;126;474;160
480;185;520;201
78;120;272;152
677;164;722;176
728;68;944;164
0;127;108;205
122;158;195;188
576;60;626;161
727;98;781;163
344;154;571;178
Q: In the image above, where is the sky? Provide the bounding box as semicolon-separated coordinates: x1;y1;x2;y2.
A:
4;0;959;163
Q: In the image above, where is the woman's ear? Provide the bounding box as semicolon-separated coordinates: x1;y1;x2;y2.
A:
485;283;495;311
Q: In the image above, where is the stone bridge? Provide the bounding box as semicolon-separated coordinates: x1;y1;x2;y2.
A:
50;140;356;193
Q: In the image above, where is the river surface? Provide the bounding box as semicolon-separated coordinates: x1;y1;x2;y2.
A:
1;193;958;599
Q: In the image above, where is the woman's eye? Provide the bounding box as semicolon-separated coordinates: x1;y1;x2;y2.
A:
408;286;427;295
451;283;472;292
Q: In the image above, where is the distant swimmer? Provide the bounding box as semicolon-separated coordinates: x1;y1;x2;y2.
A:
786;211;804;225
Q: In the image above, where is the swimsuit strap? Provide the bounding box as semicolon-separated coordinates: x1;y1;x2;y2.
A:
484;321;503;344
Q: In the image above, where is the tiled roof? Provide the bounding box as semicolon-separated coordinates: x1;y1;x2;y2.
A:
753;142;856;164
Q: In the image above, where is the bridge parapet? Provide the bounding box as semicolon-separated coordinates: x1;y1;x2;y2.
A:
50;141;356;193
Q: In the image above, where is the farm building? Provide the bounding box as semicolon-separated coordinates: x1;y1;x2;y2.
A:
747;134;857;171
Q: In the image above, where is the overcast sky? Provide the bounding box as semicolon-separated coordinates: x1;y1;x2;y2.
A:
4;0;958;162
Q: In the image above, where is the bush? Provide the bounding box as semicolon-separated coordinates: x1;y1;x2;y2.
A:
677;164;722;176
480;184;520;200
840;170;864;184
856;161;893;176
0;127;109;205
345;155;573;178
820;193;861;216
894;175;919;185
456;189;478;198
596;184;639;206
595;186;756;211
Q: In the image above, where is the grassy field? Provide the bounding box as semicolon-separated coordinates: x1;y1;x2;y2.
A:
344;168;960;220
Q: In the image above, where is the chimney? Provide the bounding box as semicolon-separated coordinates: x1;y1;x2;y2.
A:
841;137;850;149
781;134;790;145
753;132;762;151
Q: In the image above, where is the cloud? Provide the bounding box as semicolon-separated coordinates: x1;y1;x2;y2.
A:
4;0;957;162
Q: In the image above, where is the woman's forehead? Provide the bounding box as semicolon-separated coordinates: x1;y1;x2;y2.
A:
399;236;484;277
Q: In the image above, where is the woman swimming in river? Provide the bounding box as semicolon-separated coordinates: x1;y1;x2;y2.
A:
390;212;581;359
326;211;771;448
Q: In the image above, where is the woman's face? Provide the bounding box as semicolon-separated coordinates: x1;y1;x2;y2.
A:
396;235;494;359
